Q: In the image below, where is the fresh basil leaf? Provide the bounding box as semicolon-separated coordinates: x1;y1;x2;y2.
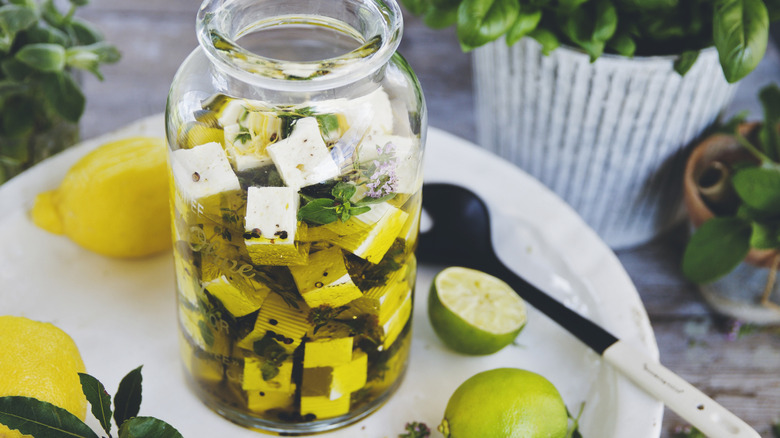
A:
79;373;113;437
456;0;519;51
732;166;780;214
424;3;459;29
750;221;779;249
607;31;636;57
557;0;588;12
558;0;616;61
529;27;559;55
401;0;430;16
297;198;338;224
674;50;699;76
41;71;84;122
431;0;461;9
758;84;780;161
0;396;99;438
506;7;542;46
114;365;143;428
15;43;66;72
332;181;357;202
713;0;769;83
118;416;183;438
682;217;752;283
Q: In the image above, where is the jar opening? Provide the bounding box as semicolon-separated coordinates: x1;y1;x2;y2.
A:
197;0;402;91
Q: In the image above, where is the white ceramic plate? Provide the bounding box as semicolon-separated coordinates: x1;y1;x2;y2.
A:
0;114;663;438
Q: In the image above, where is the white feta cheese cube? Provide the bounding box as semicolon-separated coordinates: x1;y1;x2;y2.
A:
171;142;241;200
245;186;299;241
266;117;339;189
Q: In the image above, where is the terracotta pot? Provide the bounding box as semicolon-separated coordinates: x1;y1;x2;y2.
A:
683;122;779;268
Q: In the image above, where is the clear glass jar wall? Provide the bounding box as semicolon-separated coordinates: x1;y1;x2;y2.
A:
165;0;426;433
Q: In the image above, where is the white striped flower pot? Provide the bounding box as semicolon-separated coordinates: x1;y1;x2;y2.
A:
473;38;738;249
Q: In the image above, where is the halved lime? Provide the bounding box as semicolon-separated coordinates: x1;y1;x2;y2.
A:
428;266;527;355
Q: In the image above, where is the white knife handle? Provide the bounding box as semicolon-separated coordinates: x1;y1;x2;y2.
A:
603;341;760;438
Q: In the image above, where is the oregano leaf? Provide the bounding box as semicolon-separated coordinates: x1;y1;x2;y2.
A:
78;373;112;436
114;366;143;428
0;396;99;438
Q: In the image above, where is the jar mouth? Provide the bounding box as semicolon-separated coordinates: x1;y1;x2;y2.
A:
196;0;402;91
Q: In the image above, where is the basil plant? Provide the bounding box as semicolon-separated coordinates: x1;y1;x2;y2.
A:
683;84;780;284
0;0;120;182
403;0;778;83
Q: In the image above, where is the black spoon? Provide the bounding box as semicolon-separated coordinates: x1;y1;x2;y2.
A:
417;182;758;438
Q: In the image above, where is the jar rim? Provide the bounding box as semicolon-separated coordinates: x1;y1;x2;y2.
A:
196;0;402;92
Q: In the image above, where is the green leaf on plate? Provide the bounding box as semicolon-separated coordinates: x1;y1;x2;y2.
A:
114;365;143;428
79;373;113;436
0;396;99;438
118;416;183;438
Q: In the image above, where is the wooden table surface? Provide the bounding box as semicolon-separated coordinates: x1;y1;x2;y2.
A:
75;1;780;436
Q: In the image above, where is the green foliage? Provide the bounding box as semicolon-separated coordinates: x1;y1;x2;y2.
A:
405;0;779;82
0;0;120;181
682;84;780;284
0;367;182;438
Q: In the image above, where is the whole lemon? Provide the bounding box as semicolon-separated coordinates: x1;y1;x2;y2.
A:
31;137;171;258
439;368;568;438
0;316;87;437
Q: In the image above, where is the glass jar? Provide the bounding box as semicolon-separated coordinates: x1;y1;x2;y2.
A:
165;0;426;433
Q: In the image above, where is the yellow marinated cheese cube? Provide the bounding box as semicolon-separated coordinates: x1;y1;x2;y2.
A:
203;274;270;317
343;265;409;325
289;248;362;308
322;202;408;263
303;337;354;368
300;395;350;419
245;187;309;266
238;293;310;353
381;289;412;350
243;357;294;392
301;351;367;400
247;388;295;413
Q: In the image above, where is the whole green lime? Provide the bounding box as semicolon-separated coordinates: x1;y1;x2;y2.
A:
428;266;527;355
439;368;568;438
